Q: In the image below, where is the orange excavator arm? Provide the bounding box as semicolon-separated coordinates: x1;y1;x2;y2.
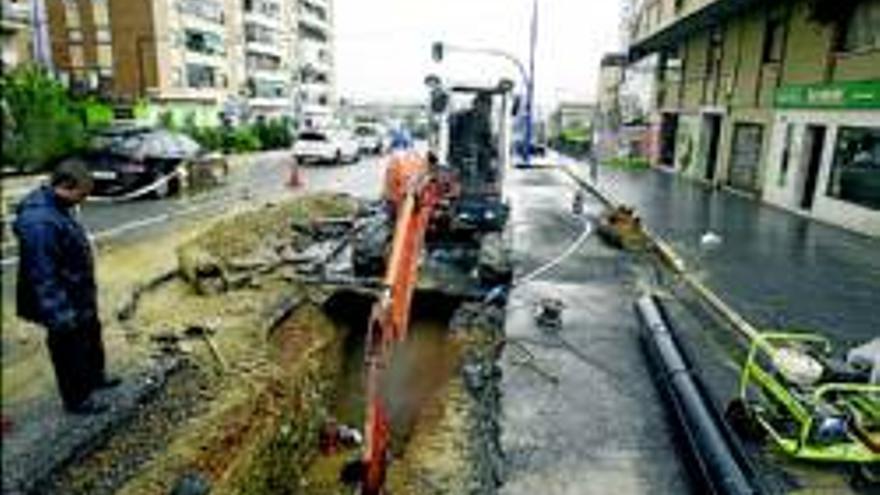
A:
362;152;442;494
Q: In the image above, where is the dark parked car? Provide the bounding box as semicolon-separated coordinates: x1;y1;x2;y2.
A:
64;126;203;198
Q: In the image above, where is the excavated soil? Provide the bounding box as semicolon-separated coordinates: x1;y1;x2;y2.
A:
28;193;509;495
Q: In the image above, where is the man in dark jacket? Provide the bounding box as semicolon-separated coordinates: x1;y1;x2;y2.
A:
13;161;119;415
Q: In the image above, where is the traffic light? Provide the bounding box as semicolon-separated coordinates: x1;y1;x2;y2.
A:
431;42;444;62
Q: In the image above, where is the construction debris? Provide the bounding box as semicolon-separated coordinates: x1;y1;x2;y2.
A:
177;193;357;294
596;205;649;251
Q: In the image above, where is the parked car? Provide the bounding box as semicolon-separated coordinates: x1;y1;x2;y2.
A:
353;124;386;154
293;129;360;164
63;126;204;198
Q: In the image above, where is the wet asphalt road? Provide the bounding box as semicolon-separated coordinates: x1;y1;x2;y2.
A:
79;150;387;238
500;167;689;494
573;162;880;344
1;151;387;304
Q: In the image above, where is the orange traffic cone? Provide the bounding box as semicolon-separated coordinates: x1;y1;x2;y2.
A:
288;162;302;189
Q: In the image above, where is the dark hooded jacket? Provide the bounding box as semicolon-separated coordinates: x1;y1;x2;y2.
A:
13;186;97;332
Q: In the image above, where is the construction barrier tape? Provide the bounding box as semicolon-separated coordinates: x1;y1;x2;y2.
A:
87;166;186;204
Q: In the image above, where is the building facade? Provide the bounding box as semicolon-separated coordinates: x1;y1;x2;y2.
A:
1;0;33;70
44;0;335;125
295;0;334;127
628;0;880;236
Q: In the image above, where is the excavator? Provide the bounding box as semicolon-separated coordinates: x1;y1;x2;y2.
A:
351;75;516;494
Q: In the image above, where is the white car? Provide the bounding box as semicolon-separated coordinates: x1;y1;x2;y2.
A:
293;129;360;164
353;124;386;154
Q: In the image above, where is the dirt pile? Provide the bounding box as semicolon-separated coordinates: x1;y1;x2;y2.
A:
34;193;358;495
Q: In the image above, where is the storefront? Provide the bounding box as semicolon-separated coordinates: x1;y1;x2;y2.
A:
763;81;880;237
673;109;724;184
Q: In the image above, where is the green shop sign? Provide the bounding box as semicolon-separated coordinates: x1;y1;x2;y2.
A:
775;81;880;110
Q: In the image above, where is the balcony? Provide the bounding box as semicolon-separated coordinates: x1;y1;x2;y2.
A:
299;80;331;97
244;10;281;29
248;96;293;111
299;40;332;69
298;19;329;44
629;0;760;60
1;0;30;30
243;0;282;27
177;0;225;26
298;3;329;34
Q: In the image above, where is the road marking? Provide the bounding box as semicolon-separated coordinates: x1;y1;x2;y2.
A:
1;197;232;268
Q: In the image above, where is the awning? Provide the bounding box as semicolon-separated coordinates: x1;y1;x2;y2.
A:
629;0;765;61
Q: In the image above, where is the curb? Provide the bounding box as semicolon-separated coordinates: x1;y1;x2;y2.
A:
559;165;761;343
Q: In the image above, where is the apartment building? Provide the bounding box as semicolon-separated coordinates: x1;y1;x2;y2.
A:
1;0;33;70
44;0;335;125
295;0;334;127
628;0;880;236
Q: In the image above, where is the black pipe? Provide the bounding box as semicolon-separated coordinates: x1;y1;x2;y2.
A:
635;295;759;495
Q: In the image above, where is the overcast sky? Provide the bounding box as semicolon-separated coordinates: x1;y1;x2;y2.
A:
334;0;623;110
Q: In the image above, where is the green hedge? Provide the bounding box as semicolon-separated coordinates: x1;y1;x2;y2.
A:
603;156;650;170
180;114;293;154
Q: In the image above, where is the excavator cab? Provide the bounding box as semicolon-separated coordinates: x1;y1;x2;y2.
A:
420;77;515;294
352;77;515;298
427;77;514;235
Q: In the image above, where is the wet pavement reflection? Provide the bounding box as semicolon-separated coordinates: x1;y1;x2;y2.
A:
585;165;880;343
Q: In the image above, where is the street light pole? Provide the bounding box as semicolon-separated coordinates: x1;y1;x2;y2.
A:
525;0;538;168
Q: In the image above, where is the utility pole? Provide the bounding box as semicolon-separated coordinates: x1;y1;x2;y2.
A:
30;0;53;72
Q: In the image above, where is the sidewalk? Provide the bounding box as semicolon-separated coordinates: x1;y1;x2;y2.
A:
584;164;880;344
499;167;688;494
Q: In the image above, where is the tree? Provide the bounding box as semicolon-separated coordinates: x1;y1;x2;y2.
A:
0;65;87;173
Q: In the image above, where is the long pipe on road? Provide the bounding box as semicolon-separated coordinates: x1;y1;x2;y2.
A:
635;295;759;495
561;166;772;353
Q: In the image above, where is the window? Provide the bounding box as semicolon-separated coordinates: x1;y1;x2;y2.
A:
92;0;109;26
705;25;722;77
64;1;81;28
660;47;682;83
96;27;111;43
827;126;880;210
186;63;218;88
762;15;785;63
245;0;280;17
300;0;327;21
185;29;224;55
68;45;84;68
172;67;183;87
248;78;288;98
245;23;276;44
68;28;83;42
840;0;880;52
97;44;113;68
299;23;327;42
246;52;281;71
178;0;225;24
